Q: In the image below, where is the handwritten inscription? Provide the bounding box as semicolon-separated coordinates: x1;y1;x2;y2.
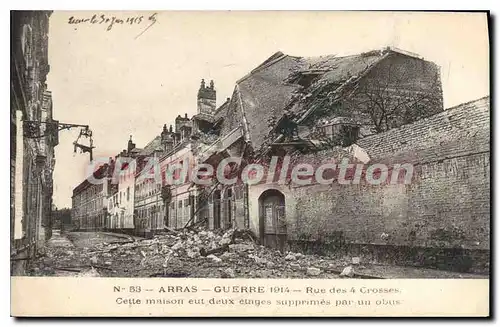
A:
68;13;158;38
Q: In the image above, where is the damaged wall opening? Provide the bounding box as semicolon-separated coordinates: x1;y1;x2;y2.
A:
258;189;287;252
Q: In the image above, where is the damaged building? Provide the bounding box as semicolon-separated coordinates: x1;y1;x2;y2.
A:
69;47;489;272
11;11;58;274
71;163;113;231
195;47;444;230
191;47;489;271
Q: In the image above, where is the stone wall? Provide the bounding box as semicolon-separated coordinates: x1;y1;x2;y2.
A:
288;97;490;254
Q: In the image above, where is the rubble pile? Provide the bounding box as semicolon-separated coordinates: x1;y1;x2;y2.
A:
28;228;359;278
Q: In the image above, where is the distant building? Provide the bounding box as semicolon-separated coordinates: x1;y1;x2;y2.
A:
133;135;164;236
106;136;142;232
160;142;197;229
71;164;112;231
106;183;119;229
132;80;223;234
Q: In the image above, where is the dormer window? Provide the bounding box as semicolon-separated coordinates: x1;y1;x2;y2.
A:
319;117;360;147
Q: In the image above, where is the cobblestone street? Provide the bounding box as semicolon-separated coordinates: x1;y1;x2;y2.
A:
28;228;489;279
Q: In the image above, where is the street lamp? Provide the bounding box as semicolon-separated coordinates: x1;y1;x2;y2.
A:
23;119;96;161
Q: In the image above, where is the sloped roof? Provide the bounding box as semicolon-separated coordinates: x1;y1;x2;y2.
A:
290;51;388;122
214;99;231;122
219;88;245;139
300;51;383;81
214;47;436;152
236;54;304;150
139;135;162;156
226;49;388;150
72;163;110;196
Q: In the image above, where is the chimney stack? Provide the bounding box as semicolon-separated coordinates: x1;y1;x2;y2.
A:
197;78;216;115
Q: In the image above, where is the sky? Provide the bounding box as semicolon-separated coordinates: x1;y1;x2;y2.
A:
47;11;489;208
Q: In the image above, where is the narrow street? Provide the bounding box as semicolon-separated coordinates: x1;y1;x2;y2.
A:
28;228;488;279
31;230;136;277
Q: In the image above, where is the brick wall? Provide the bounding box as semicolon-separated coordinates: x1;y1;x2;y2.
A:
289;97;490;252
311;52;444;135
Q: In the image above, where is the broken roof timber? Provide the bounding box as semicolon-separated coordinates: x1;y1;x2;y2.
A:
296;51;391;124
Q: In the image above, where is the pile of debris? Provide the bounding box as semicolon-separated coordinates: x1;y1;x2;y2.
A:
29;227;364;279
129;227;351;278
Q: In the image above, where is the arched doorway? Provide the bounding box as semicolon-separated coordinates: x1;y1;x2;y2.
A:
258;189;286;251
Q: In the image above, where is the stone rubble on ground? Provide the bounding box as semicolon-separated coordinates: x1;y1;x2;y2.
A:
206;254;222;263
340;265;355;277
221;267;235;278
90;256;98;265
228;243;254;252
307;267;321;276
28;228;358;279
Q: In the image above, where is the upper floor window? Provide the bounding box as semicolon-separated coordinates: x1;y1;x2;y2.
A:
318;117;360;147
340;125;360;147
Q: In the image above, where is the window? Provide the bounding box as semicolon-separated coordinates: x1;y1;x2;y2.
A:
322;125;334;138
341;125;360;147
127;187;130;201
173;161;183;181
321;123;359;147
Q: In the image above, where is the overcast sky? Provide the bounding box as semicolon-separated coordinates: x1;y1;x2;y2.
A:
47;11;489;208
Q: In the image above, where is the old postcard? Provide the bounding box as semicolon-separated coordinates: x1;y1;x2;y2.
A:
10;10;490;317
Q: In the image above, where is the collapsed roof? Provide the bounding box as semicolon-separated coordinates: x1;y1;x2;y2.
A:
220;47;433;152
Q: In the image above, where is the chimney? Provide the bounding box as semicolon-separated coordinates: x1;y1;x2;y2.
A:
197;78;216;115
127;135;135;153
161;125;174;154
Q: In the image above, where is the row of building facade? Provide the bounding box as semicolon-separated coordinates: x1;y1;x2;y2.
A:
11;11;58;274
71;47;490;270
